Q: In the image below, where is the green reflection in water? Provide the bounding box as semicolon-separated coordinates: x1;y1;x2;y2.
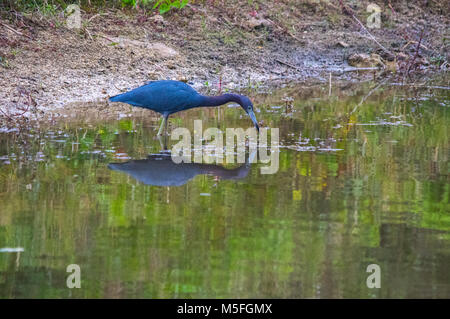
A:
0;82;448;298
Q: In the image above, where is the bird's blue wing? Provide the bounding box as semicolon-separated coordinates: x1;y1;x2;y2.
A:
109;80;201;114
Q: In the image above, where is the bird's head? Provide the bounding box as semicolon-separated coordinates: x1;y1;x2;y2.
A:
237;95;259;132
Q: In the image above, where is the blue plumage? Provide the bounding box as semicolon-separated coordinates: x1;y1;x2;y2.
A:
110;81;202;115
109;80;259;135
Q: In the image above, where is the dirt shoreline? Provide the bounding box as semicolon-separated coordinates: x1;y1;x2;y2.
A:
0;1;448;120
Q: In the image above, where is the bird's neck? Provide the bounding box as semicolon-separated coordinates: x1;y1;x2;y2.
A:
198;94;241;107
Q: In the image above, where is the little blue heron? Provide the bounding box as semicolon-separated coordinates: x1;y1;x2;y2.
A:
109;80;259;136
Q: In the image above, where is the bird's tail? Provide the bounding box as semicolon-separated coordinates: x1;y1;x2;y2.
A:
109;92;128;102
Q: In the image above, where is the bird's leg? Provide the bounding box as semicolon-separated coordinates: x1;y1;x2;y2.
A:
157;134;164;150
163;134;168;150
157;117;165;136
157;114;168;136
164;114;169;136
157;134;169;151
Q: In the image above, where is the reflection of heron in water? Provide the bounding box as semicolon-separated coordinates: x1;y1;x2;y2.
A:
108;151;255;187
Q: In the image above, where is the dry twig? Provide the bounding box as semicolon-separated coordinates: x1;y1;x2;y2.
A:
337;0;393;57
0;22;32;39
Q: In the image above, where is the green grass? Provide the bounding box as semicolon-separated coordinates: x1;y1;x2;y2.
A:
0;0;189;14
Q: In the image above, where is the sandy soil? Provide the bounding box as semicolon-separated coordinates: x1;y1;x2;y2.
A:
0;1;448;119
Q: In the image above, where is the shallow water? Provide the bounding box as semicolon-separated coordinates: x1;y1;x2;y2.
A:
0;82;448;298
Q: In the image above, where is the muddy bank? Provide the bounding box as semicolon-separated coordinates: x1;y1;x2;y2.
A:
0;1;448;119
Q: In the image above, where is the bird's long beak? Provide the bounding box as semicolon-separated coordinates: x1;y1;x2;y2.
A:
247;110;259;132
